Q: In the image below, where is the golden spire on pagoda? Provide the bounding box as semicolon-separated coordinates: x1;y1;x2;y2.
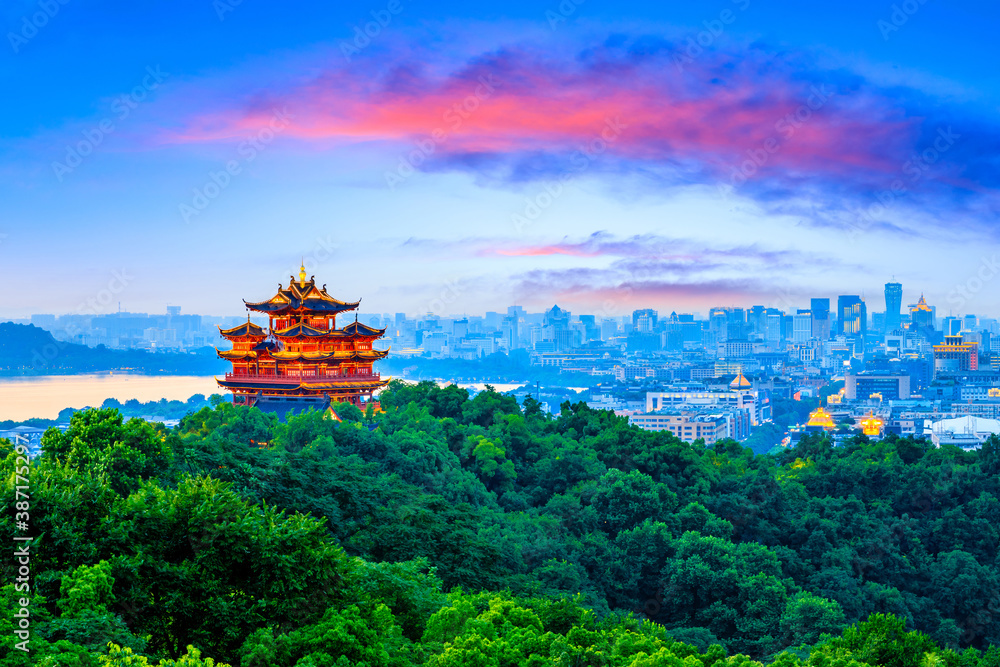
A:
299;260;307;286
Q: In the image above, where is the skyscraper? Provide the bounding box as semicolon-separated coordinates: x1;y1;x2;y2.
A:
632;308;658;332
837;295;867;336
810;298;830;340
748;305;766;337
793;310;813;342
709;307;728;343
884;281;902;332
910;295;934;330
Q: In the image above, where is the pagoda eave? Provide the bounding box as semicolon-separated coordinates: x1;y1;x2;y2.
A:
244;302;360;316
216;348;257;361
217;377;387;393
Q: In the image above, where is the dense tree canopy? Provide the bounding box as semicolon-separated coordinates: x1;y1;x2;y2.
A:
2;380;999;665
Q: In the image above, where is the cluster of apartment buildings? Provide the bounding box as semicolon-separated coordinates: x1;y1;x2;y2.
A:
17;307;248;352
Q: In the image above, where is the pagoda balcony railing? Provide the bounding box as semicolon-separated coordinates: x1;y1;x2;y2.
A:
224;371;381;383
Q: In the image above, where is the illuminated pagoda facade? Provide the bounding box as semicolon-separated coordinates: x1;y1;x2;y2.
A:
859;413;884;437
217;265;388;415
805;407;836;431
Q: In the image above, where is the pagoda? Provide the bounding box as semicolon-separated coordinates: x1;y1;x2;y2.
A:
859;412;884;437
805;407;836;431
216;264;389;413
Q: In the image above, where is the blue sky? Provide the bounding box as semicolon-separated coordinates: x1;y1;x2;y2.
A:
1;0;998;319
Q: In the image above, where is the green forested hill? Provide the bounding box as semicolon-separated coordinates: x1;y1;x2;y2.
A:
0;323;227;376
2;380;999;666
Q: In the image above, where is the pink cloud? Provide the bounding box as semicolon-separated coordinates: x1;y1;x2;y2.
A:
162;39;920;187
495;245;601;257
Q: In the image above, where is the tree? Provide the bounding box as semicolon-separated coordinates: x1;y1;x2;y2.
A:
815;614;939;667
237;605;402;667
780;592;847;647
58;561;115;617
101;644;230;666
465;436;517;493
981;434;1000;475
590;469;677;535
42;409;172;494
115;475;352;661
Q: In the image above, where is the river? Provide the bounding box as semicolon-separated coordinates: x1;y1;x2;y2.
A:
0;375;552;422
0;374;222;421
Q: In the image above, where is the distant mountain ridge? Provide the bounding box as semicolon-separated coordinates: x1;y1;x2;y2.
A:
0;322;228;376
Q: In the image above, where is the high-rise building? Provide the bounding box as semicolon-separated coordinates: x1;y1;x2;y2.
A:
793;310;813;343
810;298;831;340
709;308;729;343
600;318;619;340
837;295;867;336
542;305;574;350
766;313;782;343
501;315;519;349
632;309;657;332
748;305;766;337
578;314;599;340
884;282;902;331
933;335;978;377
910;295;934;330
727;308;748;340
781;315;794;341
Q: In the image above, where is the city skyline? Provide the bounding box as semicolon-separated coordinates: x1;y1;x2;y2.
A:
2;2;999;317
4;277;990;322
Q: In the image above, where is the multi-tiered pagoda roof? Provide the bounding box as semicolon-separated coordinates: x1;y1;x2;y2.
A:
216;265;389;414
244;275;360;316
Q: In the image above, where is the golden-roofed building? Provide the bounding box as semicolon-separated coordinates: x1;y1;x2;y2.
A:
729;372;753;390
806;407;836;430
859;413;884;437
